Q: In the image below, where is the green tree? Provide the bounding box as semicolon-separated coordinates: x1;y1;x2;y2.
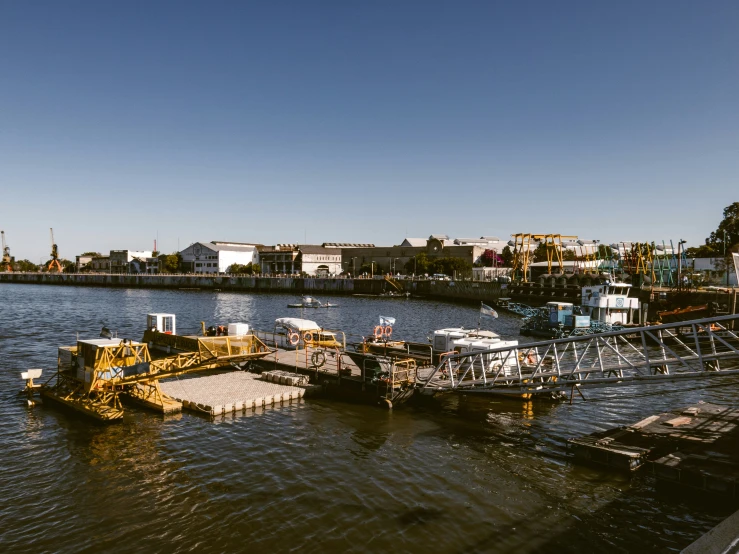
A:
404;252;430;275
16;259;39;272
532;242;548;263
158;252;182;273
687;202;739;258
500;245;514;267
706;202;739;252
359;262;373;275
227;263;259;275
429;257;472;279
597;244;613;259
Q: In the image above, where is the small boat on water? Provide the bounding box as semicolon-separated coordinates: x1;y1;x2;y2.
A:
287;296;337;308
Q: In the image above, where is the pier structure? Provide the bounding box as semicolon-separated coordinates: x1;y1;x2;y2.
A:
568;402;739;502
257;345;420;407
420;314;739;397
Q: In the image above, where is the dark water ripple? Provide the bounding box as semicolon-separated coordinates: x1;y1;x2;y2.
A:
0;283;736;553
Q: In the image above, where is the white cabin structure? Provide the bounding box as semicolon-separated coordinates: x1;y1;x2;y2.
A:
580;282;639;325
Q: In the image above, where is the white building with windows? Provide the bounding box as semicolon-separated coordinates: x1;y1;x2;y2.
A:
298;245;342;276
180;241;259;274
259;244;343;276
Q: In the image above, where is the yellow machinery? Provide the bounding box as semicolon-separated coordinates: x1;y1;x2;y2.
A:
510;234;578;282
47;227;63;273
1;230;13;272
573;240;599;275
28;335;273;422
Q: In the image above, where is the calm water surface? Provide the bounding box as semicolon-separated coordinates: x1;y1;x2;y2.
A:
1;284;736;553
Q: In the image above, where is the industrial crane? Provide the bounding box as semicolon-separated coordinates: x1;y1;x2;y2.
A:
48;228;63;273
1;230;13;272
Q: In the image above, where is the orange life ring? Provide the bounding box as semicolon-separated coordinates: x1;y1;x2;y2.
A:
289;332;300;345
526;352;536;365
374;326;383;339
384;325;393;338
304;331;314;342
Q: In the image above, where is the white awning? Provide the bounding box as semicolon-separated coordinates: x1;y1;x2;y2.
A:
275;317;321;331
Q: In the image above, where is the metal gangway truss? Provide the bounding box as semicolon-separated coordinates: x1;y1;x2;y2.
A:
420;315;739;396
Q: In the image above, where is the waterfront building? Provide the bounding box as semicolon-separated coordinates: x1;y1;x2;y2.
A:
687;258;738;287
109;250;153;274
179;241;259;274
259;244;347;276
145;257;159;275
343;236;507;276
90;255;110;272
75;254;94;272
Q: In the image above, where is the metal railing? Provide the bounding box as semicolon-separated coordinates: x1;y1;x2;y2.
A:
421;314;739;396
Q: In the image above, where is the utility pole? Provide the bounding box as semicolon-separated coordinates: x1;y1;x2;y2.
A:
725;230;729;289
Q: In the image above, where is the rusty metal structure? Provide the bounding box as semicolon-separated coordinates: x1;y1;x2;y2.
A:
47;228;63;273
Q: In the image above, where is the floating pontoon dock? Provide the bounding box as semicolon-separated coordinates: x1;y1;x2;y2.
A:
160;371;314;417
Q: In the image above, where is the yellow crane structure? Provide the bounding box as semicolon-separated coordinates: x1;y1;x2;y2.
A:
47;227;63;273
1;230;13;272
573;239;600;275
510;234;578;282
25;334;274;422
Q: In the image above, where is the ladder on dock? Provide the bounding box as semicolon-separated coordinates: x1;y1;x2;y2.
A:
419;314;739;396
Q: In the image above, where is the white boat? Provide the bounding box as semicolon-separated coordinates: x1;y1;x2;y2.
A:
287;296;337;308
431;327;521;375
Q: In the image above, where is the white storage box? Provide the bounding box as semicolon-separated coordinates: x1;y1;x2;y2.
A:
228;323;249;336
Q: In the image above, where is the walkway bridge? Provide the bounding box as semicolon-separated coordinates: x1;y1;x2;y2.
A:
419;314;739;397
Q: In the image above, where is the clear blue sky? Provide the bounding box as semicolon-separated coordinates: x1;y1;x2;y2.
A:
1;0;737;262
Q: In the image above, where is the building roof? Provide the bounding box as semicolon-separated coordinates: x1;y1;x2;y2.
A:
322;243;375;248
429;234;449;240
206;242;257;252
187;241;257;253
400;238;427;247
298;245;338;255
211;241;259;247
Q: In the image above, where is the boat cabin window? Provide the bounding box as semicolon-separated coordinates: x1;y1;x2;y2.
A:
162;316;173;334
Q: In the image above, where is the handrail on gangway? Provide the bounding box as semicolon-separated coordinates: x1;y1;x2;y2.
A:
420;314;739;396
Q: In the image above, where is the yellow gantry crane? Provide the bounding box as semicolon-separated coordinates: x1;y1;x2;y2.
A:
1;230;13;272
47;228;63;273
510;234;578;282
23;334;273;421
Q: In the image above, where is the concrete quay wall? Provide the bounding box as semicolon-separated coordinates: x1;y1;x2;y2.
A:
0;273;503;305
